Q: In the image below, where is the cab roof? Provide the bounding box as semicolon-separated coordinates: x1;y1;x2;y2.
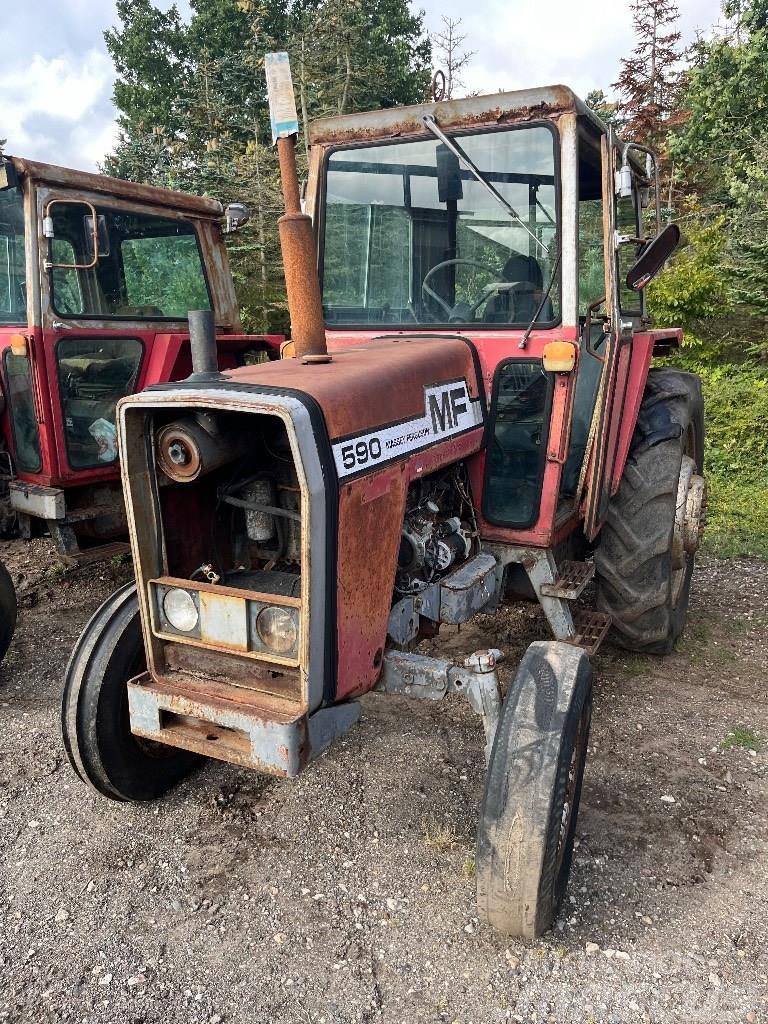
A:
9;155;224;218
309;85;606;147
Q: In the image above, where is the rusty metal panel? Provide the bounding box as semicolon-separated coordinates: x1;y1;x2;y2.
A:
228;336;483;443
199;589;249;651
127;671;360;774
12;156;223;217
335;464;408;700
309;86;581;146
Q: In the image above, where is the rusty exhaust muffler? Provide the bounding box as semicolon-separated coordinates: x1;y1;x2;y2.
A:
266;52;330;365
276;139;330;364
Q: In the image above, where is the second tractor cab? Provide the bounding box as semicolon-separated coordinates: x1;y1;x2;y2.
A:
63;65;705;939
0;156;281;662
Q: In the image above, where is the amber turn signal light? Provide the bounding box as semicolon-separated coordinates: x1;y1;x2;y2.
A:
542;341;576;373
9;334;28;357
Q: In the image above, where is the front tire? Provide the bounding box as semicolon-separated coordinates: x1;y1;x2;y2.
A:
0;560;17;665
476;641;593;938
594;368;705;654
62;582;200;801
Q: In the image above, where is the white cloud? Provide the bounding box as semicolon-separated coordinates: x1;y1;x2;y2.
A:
0;50;117;168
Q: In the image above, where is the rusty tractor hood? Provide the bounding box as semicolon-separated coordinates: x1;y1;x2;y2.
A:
140;334;486;478
214;335;480;440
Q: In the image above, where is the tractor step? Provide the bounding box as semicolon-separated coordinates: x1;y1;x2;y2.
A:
564;610;612;657
60;541;131;568
539;560;595;600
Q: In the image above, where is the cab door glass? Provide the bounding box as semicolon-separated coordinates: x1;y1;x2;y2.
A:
4;350;41;472
616;191;643;315
0;186;27;325
56;337;143;468
483;361;551;528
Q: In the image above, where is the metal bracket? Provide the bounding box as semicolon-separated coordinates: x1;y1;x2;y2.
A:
377;647;503;763
483;543;576;641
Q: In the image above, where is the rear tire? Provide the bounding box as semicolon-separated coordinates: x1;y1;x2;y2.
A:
476;641;593;938
594;369;705;654
0;560;17;665
62;582;200;801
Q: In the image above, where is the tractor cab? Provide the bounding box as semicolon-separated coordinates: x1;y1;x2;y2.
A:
307;88;679;545
0;156;279;562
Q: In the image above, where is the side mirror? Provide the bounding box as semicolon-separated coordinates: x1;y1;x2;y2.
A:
223;202;250;234
626;223;680;290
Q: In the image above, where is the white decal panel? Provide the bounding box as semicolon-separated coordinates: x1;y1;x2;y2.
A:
332;379;483;479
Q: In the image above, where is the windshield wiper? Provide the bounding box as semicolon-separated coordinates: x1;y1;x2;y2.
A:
422;113;549;257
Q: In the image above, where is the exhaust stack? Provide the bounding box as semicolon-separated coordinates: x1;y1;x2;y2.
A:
188;309;221;378
266;52;330;364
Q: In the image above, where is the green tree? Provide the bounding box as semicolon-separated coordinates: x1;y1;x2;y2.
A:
102;0;431;330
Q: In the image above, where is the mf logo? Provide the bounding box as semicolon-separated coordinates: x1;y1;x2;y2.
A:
428;385;469;434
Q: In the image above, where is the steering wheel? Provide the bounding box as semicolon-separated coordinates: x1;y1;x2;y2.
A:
421;259;539;322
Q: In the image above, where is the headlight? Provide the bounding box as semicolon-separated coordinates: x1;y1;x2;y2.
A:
255;606;298;654
163;588;199;633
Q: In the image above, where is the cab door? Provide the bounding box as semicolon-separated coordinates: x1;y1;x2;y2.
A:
582;133;644;540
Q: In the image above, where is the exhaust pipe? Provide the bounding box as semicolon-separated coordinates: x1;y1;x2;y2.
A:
276;140;331;364
266;52;330;364
188;309;221;378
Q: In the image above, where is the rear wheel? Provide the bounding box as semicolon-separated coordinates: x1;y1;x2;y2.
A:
0;560;17;665
594;369;705;654
62;582;200;801
476;641;592;938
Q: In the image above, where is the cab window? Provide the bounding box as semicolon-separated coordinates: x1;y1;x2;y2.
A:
56;337;143;468
0;186;26;325
4;350;41;472
48;205;211;320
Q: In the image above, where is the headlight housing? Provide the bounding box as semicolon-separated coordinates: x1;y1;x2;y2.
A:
255;605;299;655
162;587;200;633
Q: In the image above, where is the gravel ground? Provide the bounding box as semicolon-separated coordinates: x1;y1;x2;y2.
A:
1;538;767;1024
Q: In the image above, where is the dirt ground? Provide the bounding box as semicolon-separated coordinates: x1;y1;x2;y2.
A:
1;538;767;1024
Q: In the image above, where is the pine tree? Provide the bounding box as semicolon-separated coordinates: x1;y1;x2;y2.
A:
613;0;684;147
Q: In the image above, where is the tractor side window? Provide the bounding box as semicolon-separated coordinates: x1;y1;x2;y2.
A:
51;239;83;314
48;204;211;321
578;199;604;315
121;233;210;317
3;350;41;472
0;186;27;326
56;337;143;468
616;191;643;316
483;361;551;528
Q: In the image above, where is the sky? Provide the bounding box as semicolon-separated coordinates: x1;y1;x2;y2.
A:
0;0;724;173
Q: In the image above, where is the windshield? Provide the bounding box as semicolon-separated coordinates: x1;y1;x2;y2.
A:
0;186;26;325
322;125;559;328
48;204;211;320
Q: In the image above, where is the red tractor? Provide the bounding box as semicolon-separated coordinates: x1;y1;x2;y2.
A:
0;156;280;661
62;64;705;938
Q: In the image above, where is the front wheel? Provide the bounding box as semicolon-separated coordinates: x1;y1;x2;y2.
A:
476;641;593;938
62;582;200;801
0;560;17;665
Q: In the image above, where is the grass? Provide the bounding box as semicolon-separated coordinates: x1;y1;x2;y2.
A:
421;816;457;852
462;855;476;879
721;727;761;751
